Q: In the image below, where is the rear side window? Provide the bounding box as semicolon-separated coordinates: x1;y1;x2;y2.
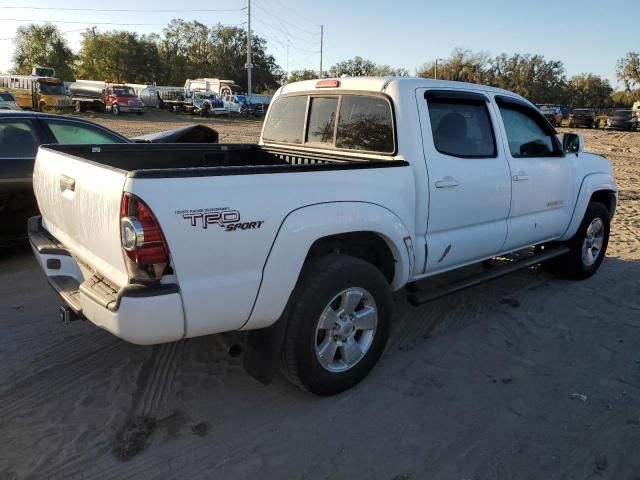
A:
262;95;307;144
427;100;496;158
47;120;125;145
306;97;337;144
498;105;561;157
0;121;39;158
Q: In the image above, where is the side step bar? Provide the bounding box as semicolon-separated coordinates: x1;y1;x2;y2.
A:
407;246;570;306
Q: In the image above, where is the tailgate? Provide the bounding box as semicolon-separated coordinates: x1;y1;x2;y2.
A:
33;147;129;286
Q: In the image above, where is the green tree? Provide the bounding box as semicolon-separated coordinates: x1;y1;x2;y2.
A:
328;57;376;77
76;29;162;83
487;53;566;103
616;52;640;90
565;74;613;108
328;56;408;77
287;69;319;83
610;89;640;107
11;23;75;80
417;48;489;83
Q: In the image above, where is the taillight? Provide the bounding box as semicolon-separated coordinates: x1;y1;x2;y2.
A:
120;193;170;281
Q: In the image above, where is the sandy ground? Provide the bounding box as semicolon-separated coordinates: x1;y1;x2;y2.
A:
0;120;639;480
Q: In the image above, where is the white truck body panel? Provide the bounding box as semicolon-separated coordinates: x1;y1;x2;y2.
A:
33;148;129;287
30;77;617;346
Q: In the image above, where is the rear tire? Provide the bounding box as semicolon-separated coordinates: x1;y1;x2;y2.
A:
281;254;392;396
543;202;610;279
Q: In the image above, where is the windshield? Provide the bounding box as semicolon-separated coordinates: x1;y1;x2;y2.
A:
38;82;66;95
112;86;136;97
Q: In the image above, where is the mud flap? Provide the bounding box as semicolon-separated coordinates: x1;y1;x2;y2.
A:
242;316;289;385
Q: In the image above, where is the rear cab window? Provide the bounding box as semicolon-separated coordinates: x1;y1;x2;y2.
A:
263;93;395;154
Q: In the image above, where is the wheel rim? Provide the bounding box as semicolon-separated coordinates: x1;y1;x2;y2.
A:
582;218;605;267
314;287;377;373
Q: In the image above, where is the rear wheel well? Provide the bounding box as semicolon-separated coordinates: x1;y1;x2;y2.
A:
305;232;395;284
590;190;616;217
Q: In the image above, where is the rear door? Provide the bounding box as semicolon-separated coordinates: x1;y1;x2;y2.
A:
492;96;574;250
417;89;511;273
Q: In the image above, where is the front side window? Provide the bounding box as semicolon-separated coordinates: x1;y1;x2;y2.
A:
47;121;125;145
306;97;337;144
499;105;561;157
427;99;496;158
0;121;40;158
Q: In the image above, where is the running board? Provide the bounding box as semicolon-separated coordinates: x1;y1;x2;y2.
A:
407;246;570;306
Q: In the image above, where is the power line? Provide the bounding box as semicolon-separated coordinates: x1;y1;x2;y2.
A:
0;18;246;27
0;5;242;12
252;1;320;37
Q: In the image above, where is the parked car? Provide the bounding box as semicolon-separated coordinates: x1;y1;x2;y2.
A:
0;91;19;110
223;95;264;117
537;104;563;126
0;111;128;246
0;112;220;245
604;109;638;131
29;77;617;396
568;108;595;128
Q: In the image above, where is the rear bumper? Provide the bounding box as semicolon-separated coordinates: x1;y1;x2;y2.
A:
28;216;184;345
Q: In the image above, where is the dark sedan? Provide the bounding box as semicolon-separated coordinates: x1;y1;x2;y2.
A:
568;109;595;128
605;109;639;131
1;111;129;245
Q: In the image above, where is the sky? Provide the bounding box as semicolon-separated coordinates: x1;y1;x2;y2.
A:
0;0;637;89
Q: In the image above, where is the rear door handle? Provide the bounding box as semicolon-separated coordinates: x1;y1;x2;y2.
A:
60;175;76;191
513;172;529;182
435;176;460;189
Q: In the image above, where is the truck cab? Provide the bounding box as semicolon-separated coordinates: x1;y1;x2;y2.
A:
105;85;144;115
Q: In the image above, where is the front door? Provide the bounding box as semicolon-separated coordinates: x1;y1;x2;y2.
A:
492;96;575;251
417;89;511;274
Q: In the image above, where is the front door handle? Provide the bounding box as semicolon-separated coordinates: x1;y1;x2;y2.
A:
435;176;460;189
513;172;529;182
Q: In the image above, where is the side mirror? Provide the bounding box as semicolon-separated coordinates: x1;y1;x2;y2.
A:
562;133;584;154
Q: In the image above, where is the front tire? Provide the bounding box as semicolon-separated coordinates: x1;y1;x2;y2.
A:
281;254;392;396
112;104;120;115
544;202;610;279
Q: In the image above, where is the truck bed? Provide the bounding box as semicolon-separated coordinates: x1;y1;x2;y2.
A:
42;144;406;179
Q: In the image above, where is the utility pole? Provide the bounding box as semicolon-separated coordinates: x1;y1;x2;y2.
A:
434;58;443;80
246;0;253;99
319;25;324;78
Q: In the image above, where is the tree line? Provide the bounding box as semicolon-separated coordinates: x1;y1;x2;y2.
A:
9;23;640;107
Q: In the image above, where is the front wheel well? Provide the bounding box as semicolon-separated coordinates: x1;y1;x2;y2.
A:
305;232;396;284
590;190;616;218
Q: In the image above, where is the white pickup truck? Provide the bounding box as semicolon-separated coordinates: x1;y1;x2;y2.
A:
29;77;617;395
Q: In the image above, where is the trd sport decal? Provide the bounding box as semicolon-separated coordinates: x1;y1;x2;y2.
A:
175;207;264;232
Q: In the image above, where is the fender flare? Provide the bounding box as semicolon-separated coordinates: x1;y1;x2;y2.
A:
242;201;412;332
559;173;617;241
